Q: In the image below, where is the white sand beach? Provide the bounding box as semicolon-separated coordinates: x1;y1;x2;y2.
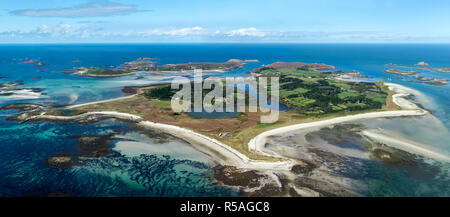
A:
33;82;441;170
33;111;295;170
248;109;426;159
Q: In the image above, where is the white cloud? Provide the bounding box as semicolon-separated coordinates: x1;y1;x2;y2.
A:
0;24;103;39
2;24;445;43
226;27;267;37
10;0;148;18
149;27;205;36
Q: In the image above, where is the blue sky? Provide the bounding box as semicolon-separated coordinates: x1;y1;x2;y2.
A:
1;0;450;43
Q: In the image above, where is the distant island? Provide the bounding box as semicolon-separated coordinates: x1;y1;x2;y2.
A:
433;68;450;73
385;68;418;76
65;58;258;78
414;76;448;86
385;62;449;86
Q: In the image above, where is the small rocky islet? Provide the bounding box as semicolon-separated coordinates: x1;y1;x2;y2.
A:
385;62;448;86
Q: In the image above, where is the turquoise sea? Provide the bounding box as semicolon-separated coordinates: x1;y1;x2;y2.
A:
0;44;449;196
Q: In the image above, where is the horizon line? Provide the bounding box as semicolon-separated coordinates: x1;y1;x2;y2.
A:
1;41;450;45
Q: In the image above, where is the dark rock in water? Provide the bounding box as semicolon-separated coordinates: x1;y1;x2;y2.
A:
46;155;77;169
46;133;118;169
31;88;43;92
291;161;318;175
74;134;115;158
135;76;145;80
371;148;417;166
0;103;46;112
213;166;264;188
32;76;41;79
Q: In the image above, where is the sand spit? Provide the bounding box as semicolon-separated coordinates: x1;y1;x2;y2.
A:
29;83;435;170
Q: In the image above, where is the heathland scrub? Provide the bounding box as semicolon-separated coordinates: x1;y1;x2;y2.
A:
24;79;433;170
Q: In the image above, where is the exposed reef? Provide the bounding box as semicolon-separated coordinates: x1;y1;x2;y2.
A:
385;68;418;76
414;76;448;86
0;103;47;112
46;133;118;169
0;81;24;88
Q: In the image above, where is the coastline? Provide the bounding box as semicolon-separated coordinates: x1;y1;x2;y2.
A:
248;82;442;162
29;82;438;170
248;109;427;160
66;83;169;109
29;111;296;171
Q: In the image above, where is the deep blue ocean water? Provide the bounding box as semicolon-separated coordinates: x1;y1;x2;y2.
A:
0;44;449;196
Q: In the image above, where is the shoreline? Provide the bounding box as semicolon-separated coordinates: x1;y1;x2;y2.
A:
248;109;427;159
31;82;437;169
66;83;169;109
30;111;296;171
248;82;439;161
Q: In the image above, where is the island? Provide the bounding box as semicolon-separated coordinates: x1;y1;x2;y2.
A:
385;65;448;86
432;68;450;73
66;58;255;78
385;68;418;76
414;76;448;86
1;61;432;197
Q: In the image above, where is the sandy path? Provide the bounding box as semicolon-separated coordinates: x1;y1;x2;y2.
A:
66;94;138;109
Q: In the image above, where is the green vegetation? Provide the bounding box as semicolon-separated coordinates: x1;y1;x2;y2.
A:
85;68;130;76
78;59;247;77
143;66;389;116
256;67;388;115
151;100;172;109
385;68;418;76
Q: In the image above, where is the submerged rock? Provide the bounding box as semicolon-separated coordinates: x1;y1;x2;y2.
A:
0;103;46;112
213;166;264;188
46;155;77;169
46;133;118;169
291;161;318;175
